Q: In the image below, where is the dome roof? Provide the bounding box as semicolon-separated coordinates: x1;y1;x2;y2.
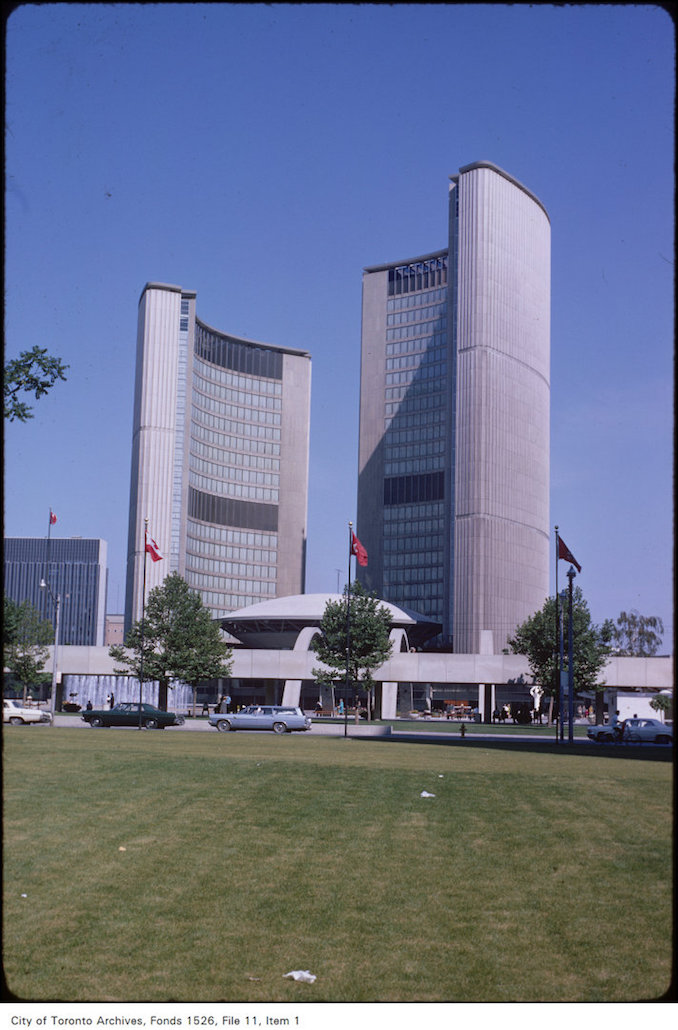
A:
220;593;441;649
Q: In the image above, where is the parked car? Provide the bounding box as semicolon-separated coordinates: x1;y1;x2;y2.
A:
587;718;673;745
208;705;312;734
81;702;185;729
3;699;52;725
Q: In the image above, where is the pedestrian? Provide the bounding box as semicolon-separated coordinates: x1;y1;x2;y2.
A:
86;700;93;711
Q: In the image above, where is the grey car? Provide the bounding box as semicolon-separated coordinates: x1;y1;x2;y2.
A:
208;705;312;734
587;717;672;744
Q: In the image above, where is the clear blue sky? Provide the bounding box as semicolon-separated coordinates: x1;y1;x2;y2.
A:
5;3;674;649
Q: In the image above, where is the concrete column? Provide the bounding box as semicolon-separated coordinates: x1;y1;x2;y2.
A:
282;680;302;706
381;682;398;720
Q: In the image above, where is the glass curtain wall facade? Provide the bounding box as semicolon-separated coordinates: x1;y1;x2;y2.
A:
357;162;550;653
4;537;108;646
125;283;310;630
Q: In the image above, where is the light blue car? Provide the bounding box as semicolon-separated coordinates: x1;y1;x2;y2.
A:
208;705;312;734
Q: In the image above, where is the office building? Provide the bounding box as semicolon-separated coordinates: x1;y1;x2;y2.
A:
4;537;108;646
125;283;311;630
357;161;550;653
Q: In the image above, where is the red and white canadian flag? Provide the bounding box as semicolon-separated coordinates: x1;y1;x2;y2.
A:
49;510;57;525
145;532;164;562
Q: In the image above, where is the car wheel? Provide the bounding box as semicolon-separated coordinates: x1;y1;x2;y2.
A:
216;720;232;732
655;734;670;745
9;717;24;725
597;732;610;743
174;716;185;727
90;717;103;728
144;719;158;730
272;721;287;734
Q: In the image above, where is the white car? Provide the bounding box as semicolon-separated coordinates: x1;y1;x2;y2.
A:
3;699;52;725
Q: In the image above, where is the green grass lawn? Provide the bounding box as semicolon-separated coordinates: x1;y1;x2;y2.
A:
2;727;672;1002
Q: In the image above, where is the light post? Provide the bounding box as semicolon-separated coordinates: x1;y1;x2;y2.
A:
40;578;60;720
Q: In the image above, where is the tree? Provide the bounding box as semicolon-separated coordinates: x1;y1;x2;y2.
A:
4;347;69;422
649;693;671;722
109;573;233;711
609;610;665;657
311;582;393;720
3;597;54;702
507;587;613;718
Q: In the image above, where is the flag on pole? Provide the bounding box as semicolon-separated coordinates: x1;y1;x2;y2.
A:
49;510;57;525
351;531;368;567
145;532;164;562
558;536;581;573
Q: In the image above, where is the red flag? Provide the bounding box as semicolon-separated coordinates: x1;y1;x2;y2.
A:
145;532;164;562
558;536;581;573
351;531;368;567
49;510;57;525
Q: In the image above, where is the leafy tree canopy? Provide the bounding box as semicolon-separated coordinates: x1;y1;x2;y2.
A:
3;597;54;702
507;587;613;695
311;582;393;706
4;347;69;422
609;610;665;657
109;573;233;710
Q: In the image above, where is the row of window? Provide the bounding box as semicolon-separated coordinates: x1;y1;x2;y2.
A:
386;333;446;357
387;306;446;328
387;287;447;312
186;553;277;579
193;371;282;411
385;390;447;418
384;457;445;477
385;361;447;389
189;453;279;488
384;425;446;447
384;470;445;507
384;406;447;431
186;569;278;595
191;438;280;472
192;387;282;425
195;323;283;380
385;582;445;602
384;534;444;554
195;357;283;396
189;471;279;504
188;487;278;533
387;257;448;297
385;346;446;372
186;535;277;564
191;420;281;454
384;564;444;582
386;319;445;344
198;587;277;613
191;405;282;439
187;518;277;549
385;438;445;460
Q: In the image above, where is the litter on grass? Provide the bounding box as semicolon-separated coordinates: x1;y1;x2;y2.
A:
284;970;316;984
420;791;436;798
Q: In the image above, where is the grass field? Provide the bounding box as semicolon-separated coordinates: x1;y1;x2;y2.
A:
2;727;673;1003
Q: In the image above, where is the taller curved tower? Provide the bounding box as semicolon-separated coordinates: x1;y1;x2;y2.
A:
357;162;550;653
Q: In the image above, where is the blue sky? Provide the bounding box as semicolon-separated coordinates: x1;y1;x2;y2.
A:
4;3;674;648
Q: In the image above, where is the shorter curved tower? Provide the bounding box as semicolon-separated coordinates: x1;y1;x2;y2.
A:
125;283;311;630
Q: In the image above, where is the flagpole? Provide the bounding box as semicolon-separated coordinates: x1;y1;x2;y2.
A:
344;521;352;739
139;517;148;730
44;509;53;623
554;526;560;743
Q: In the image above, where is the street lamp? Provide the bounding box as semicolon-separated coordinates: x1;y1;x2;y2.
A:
40;578;60;720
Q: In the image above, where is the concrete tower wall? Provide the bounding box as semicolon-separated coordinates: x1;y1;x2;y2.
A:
452;164;550;652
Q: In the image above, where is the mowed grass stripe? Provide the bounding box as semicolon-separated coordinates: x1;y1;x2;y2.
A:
2;729;672;1002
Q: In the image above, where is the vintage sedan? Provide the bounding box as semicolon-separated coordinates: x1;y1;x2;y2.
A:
587;718;672;745
3;699;52;725
208;705;312;734
81;702;185;729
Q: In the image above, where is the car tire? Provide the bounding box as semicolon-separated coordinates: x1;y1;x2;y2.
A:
655;734;670;745
596;732;610;743
9;717;24;725
216;720;232;732
90;717;103;728
272;721;287;734
144;719;158;730
174;716;185;727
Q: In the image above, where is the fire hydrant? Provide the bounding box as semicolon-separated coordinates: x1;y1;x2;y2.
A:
460;722;466;738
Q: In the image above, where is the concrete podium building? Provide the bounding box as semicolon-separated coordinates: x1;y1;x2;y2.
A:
125;283;311;630
357;161;551;653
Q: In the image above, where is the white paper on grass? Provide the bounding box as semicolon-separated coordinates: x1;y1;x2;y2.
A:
420;791;436;798
284;970;316;983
